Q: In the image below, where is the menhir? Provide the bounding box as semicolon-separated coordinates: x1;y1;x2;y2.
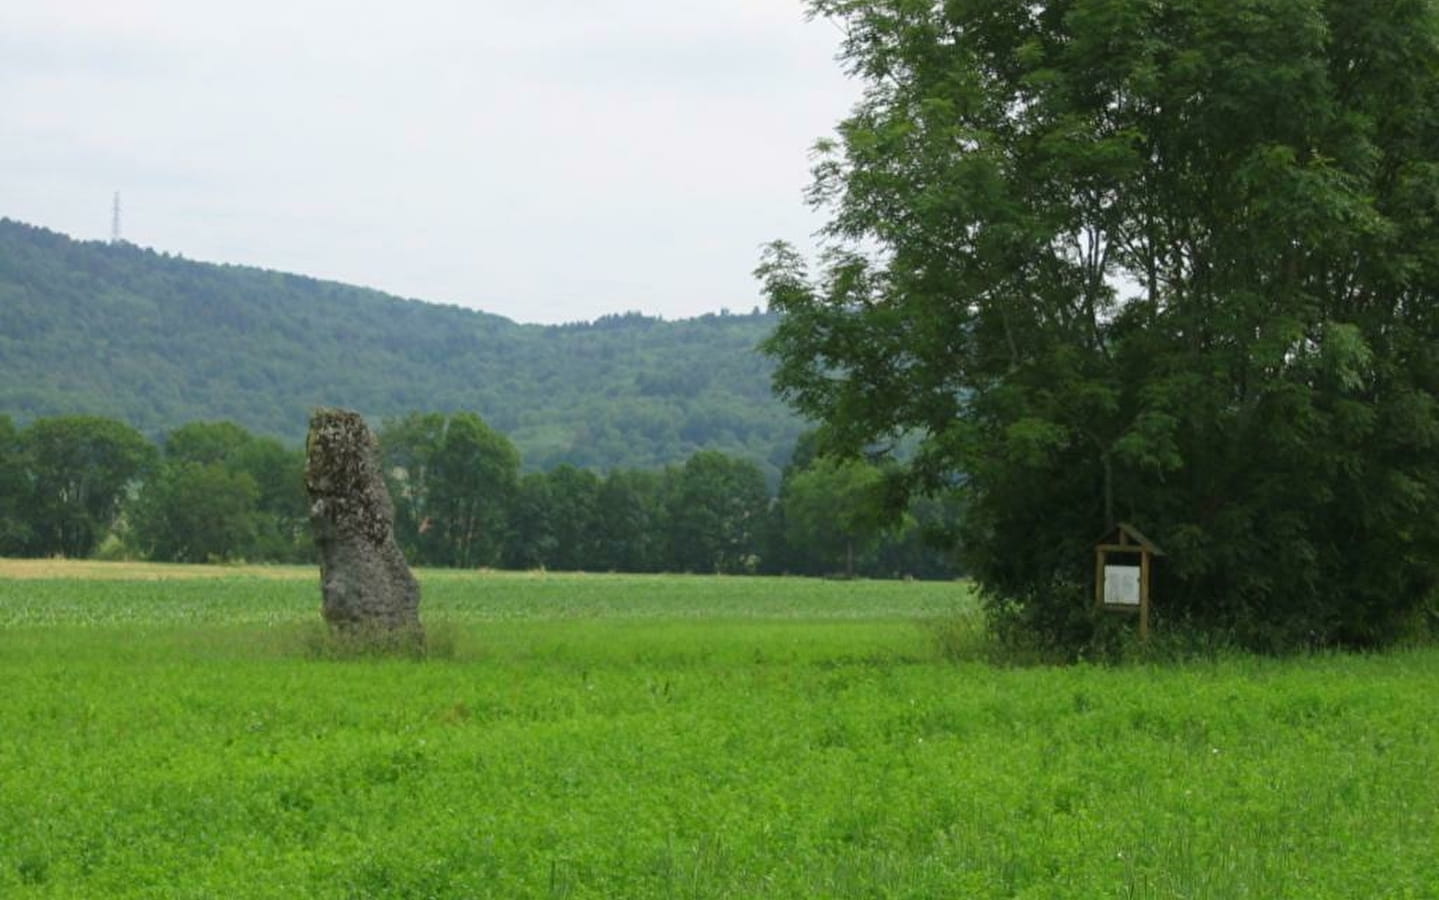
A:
305;408;421;637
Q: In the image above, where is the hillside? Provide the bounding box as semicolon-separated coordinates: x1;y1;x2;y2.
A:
0;218;804;475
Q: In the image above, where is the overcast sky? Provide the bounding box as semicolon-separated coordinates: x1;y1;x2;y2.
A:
0;1;857;324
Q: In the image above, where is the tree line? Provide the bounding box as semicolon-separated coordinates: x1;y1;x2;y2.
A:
0;412;960;579
0;218;802;479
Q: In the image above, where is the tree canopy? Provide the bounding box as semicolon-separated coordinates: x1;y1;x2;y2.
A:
130;421;309;563
782;457;892;577
18;416;156;558
760;0;1439;652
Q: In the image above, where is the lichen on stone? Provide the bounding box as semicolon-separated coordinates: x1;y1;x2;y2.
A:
305;408;422;641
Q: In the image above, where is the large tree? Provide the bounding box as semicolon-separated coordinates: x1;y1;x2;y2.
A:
782;456;891;577
19;416;156;558
380;412;519;568
0;415;29;554
379;412;448;562
231;435;310;562
500;466;604;571
502;472;559;570
130;462;259;563
543;465;603;571
594;468;667;573
130;420;308;563
760;0;1439;651
666;451;770;574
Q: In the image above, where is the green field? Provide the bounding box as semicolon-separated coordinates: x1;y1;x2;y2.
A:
2;564;1436;898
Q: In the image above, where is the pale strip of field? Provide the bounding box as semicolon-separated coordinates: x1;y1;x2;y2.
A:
0;559;539;581
0;558;860;585
0;558;316;580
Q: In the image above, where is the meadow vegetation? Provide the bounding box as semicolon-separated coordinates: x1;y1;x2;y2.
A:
2;562;1435;897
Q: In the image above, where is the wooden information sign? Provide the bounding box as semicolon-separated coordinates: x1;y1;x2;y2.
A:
1094;523;1164;641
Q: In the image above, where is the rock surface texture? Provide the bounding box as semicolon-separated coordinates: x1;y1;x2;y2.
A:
305;408;421;636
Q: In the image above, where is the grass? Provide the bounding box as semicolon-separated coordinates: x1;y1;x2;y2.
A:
1;560;1436;897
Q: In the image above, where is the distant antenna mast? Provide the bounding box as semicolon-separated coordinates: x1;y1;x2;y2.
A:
110;191;122;244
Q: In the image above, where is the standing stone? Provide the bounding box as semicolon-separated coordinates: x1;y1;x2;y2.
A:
305;408;421;639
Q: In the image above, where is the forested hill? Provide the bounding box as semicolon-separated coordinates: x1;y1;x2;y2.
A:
0;218;804;475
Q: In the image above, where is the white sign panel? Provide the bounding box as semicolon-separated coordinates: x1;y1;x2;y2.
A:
1104;564;1141;607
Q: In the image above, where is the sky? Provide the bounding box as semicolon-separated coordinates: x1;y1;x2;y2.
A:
0;1;858;324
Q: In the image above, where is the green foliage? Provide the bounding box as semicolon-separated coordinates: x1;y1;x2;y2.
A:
164;420;256;466
764;433;964;579
1;568;1436;897
0;220;803;479
0;415;28;554
500;464;672;575
502;471;560;570
130;461;259;563
380;412;520;568
377;411;447;562
590;468;665;573
231;436;311;562
0;412;961;578
864;490;968;581
428;412;520;568
128;421;310;564
761;0;1439;652
782;456;892;576
541;465;604;571
666;450;770;574
16;415;155;557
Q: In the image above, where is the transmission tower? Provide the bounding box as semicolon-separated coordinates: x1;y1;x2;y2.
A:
111;191;121;244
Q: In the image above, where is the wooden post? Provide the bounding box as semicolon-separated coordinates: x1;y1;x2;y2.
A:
1139;549;1151;643
1094;548;1105;609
